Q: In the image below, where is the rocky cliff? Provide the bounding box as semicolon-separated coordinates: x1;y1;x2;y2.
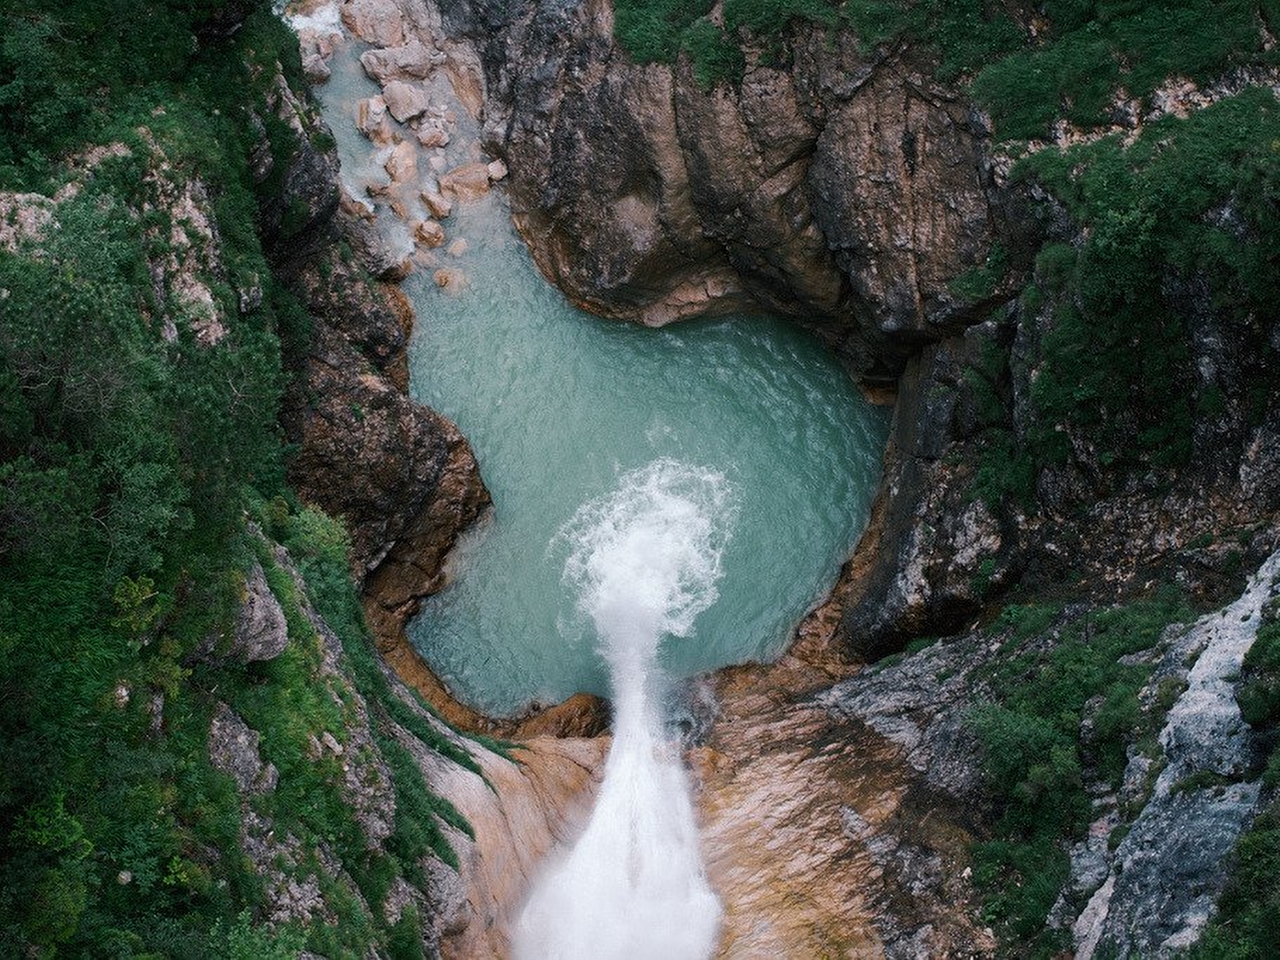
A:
447;0;1017;382
252;61;492;672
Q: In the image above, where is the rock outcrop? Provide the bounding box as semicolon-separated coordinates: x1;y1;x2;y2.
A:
830;279;1280;657
689;548;1278;957
689;654;993;958
423;734;609;958
1072;550;1280;957
438;0;1020;381
230;561;291;662
254;49;492;667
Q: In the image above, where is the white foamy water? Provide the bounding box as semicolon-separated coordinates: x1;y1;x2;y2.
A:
513;460;734;960
282;1;341;34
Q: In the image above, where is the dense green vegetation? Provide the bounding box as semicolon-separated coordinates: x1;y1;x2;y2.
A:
968;590;1190;954
952;48;1280;501
1012;89;1280;474
613;0;1278;121
0;2;471;956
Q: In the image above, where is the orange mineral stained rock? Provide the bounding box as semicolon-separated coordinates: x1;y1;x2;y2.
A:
438;162;491;203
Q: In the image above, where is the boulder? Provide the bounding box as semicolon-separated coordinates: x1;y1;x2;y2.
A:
360;39;444;85
486;158;508;182
437;162;490;203
295;26;342;60
414;219;446;248
384;140;417;183
302;53;331;83
382;80;431;123
340;0;406;47
420;186;452;219
415;118;450;149
355;96;395;145
433;267;465;291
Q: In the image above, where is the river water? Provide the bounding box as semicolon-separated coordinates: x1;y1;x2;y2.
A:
303;15;888;718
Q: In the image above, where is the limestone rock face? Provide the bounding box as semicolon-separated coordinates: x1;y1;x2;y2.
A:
836;324;1022;658
230;562;290;662
424;736;609;958
1073;551;1280;958
280;316;489;623
253;70;340;255
690;654;993;958
806;60;994;368
448;0;1011;371
698;553;1273;958
201;540;603;954
250;47;489;629
510;692;610;739
491;29;754;327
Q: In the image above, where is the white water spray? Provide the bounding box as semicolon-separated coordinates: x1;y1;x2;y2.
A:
513;459;735;960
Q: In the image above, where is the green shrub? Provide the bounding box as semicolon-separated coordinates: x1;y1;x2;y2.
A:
388;904;426;960
949;243;1009;302
210;911;306;960
613;0;712;63
1237;608;1280;728
722;0;842;36
681;19;747;88
971;429;1036;511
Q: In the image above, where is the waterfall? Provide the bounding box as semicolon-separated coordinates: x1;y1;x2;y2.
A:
513;459;734;960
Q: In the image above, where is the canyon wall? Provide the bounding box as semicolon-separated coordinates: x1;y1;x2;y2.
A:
430;0;1280;661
